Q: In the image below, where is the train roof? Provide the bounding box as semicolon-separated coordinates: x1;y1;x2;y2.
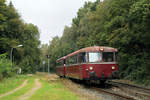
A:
56;56;66;62
56;46;118;61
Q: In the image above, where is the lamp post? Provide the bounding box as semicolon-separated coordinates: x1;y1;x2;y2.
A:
46;55;50;74
10;44;23;67
42;61;45;72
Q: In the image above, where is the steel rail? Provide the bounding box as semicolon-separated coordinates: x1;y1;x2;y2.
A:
91;87;135;100
108;81;150;93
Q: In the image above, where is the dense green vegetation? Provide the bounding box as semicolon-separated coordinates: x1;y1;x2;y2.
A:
43;0;150;84
0;0;41;78
0;53;14;80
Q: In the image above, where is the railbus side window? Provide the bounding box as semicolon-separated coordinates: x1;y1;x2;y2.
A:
69;57;73;64
72;55;77;64
66;58;69;66
56;60;63;67
78;52;87;63
67;55;78;65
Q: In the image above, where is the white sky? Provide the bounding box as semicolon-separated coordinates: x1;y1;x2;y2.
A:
7;0;96;44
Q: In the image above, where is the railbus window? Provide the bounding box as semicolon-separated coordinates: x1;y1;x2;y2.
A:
78;52;88;63
56;60;63;67
103;52;114;62
66;55;77;65
72;55;77;64
89;52;102;63
66;58;69;65
69;56;74;64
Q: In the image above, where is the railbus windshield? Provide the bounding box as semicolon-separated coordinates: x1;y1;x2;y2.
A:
103;52;114;62
89;52;102;63
88;52;117;63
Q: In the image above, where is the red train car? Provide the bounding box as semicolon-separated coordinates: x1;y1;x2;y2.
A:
56;56;66;77
56;46;119;82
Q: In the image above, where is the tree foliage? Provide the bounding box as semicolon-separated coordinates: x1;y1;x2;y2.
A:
0;0;41;76
45;0;150;84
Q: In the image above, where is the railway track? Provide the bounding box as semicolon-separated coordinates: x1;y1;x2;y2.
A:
91;87;135;100
108;81;150;100
108;81;150;93
69;78;150;100
70;78;135;100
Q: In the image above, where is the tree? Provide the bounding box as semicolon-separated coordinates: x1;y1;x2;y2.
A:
46;0;150;84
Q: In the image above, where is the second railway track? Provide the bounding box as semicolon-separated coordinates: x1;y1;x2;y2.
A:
108;81;150;94
107;81;150;100
90;87;135;100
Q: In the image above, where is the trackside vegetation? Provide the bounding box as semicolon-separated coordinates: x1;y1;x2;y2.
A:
0;0;41;79
0;76;34;100
0;74;78;100
0;75;27;95
41;0;150;85
0;54;16;80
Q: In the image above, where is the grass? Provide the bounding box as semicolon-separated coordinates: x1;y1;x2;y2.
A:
0;75;28;95
28;78;78;100
0;73;79;100
0;76;35;100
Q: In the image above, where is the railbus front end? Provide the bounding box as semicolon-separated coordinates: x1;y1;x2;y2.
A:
82;51;119;82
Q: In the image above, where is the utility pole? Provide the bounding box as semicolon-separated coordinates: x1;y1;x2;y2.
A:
43;61;45;72
46;55;50;74
10;48;14;67
10;44;23;67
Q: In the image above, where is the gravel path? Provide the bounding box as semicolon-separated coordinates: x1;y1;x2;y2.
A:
18;79;41;100
0;80;28;98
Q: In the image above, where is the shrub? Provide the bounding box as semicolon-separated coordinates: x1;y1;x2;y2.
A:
0;53;16;80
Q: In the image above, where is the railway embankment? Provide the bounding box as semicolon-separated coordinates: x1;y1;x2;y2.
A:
58;76;150;100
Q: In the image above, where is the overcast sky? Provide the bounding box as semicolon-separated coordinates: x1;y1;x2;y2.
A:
7;0;96;44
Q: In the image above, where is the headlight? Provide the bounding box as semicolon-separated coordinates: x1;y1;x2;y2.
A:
112;66;115;69
89;66;93;70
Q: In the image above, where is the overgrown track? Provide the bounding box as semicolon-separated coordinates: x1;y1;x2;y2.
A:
91;87;135;100
69;78;135;100
108;81;150;94
108;81;150;100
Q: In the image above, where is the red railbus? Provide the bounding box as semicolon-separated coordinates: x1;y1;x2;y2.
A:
56;46;119;83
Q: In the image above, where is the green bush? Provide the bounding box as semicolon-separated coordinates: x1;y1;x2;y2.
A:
0;53;16;80
119;52;150;85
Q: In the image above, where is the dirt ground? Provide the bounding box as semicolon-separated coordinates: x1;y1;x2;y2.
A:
18;79;41;100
